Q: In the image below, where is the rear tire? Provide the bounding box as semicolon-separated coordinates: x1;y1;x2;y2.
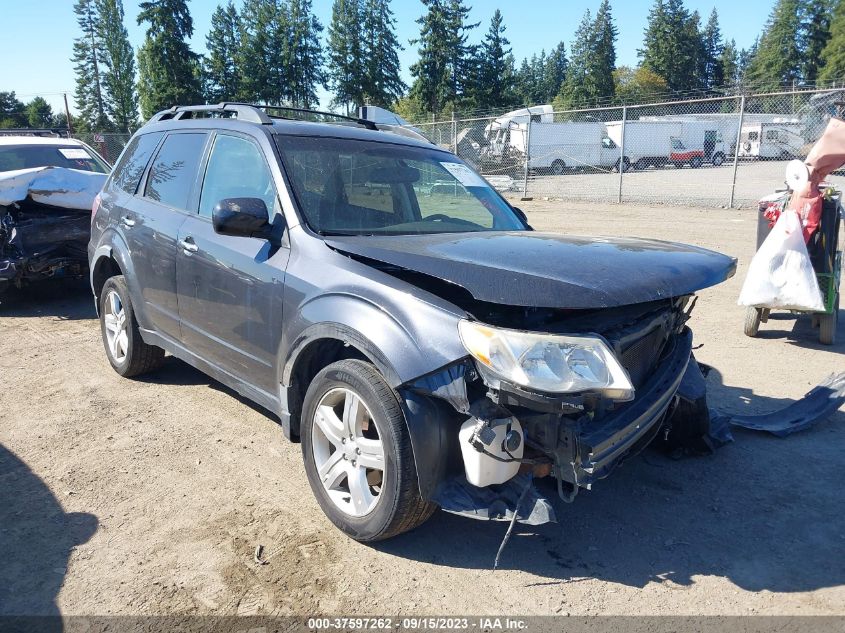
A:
819;293;839;345
615;156;631;173
744;307;762;337
690;156;703;169
301;359;435;542
550;159;565;175
99;275;165;377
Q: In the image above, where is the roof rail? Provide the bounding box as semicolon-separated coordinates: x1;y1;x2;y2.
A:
0;128;69;138
149;103;274;125
252;105;378;130
148;102;379;130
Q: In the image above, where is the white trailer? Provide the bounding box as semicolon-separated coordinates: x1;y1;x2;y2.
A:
737;122;804;160
506;121;622;173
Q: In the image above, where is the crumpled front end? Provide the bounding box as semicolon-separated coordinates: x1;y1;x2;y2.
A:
398;296;699;524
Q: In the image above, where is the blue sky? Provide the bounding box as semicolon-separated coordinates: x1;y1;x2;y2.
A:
3;0;776;116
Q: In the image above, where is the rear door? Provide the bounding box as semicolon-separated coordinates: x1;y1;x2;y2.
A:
126;131;209;340
175;132;289;392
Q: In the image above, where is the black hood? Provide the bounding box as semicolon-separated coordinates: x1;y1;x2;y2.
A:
327;231;737;309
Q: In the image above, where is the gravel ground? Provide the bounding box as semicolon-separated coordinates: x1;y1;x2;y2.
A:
0;201;843;618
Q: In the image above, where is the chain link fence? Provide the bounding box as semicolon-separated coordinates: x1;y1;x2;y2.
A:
407;88;845;208
71;132;131;167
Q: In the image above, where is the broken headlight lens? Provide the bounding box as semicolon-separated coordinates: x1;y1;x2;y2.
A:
458;319;634;400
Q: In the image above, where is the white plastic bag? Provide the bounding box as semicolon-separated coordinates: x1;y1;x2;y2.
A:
738;209;825;311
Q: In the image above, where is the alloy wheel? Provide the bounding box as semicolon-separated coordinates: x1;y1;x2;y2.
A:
103;290;129;364
311;387;386;517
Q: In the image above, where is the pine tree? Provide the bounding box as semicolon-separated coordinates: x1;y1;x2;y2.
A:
700;9;724;91
72;0;110;130
557;10;594;108
25;97;54;128
746;0;802;90
97;0;138;131
286;0;326;108
137;0;203;119
588;0;617;101
801;0;833;82
204;2;242;102
0;92;26;128
239;0;282;104
542;42;567;103
328;0;365;111
361;0;406;107
472;9;513;110
639;0;700;92
720;39;739;88
409;0;477;114
819;0;845;82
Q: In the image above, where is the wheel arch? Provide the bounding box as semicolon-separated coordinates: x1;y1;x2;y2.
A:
89;234;149;327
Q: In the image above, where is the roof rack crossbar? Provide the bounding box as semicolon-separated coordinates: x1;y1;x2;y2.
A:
0;128;69;137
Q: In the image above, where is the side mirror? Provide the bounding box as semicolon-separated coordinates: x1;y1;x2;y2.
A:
212;198;271;239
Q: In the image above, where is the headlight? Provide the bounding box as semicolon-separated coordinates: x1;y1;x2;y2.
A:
458;319;634;401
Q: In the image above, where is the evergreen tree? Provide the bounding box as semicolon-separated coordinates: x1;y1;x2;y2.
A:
556;3;616;108
737;39;758;89
542;42;568;103
0;92;26;128
409;0;477;114
239;0;284;104
473;9;513;110
361;0;406;107
25;97;54;128
328;0;365;111
137;0;203;119
588;0;617;101
97;0;138;131
801;0;833;82
720;39;739;88
819;0;845;82
204;1;242;103
72;0;110;130
745;0;802;90
557;10;594;107
286;0;326;108
700;9;724;90
639;0;700;92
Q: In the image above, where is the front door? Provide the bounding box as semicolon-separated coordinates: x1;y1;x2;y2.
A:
176;132;289;393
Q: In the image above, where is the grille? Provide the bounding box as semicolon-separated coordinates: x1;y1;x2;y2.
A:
619;325;670;388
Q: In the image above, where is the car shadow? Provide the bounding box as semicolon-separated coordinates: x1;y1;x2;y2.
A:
376;370;845;594
0;279;94;321
0;444;98;619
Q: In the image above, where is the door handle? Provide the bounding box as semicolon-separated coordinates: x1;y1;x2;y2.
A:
179;237;198;253
121;215;136;227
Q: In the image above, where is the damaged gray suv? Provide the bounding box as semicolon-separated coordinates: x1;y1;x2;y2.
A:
89;104;736;541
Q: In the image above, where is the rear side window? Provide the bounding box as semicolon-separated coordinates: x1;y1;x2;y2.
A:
144;133;207;209
111;132;163;193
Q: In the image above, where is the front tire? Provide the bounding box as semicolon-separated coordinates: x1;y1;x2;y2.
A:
712;152;725;167
301;359;435;541
99;275;165;377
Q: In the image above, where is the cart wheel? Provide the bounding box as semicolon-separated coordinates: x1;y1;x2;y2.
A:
819;293;839;345
744;307;762;337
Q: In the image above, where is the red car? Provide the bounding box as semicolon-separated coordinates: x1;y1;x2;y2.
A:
670;138;704;168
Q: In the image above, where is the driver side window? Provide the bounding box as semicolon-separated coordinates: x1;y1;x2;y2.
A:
199;134;278;218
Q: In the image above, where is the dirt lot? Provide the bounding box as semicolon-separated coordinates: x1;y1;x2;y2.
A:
1;201;843;618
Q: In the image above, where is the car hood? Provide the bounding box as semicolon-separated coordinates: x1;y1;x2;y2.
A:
326;231;737;309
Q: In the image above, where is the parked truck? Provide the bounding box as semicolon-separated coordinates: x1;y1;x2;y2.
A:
606;119;732;169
